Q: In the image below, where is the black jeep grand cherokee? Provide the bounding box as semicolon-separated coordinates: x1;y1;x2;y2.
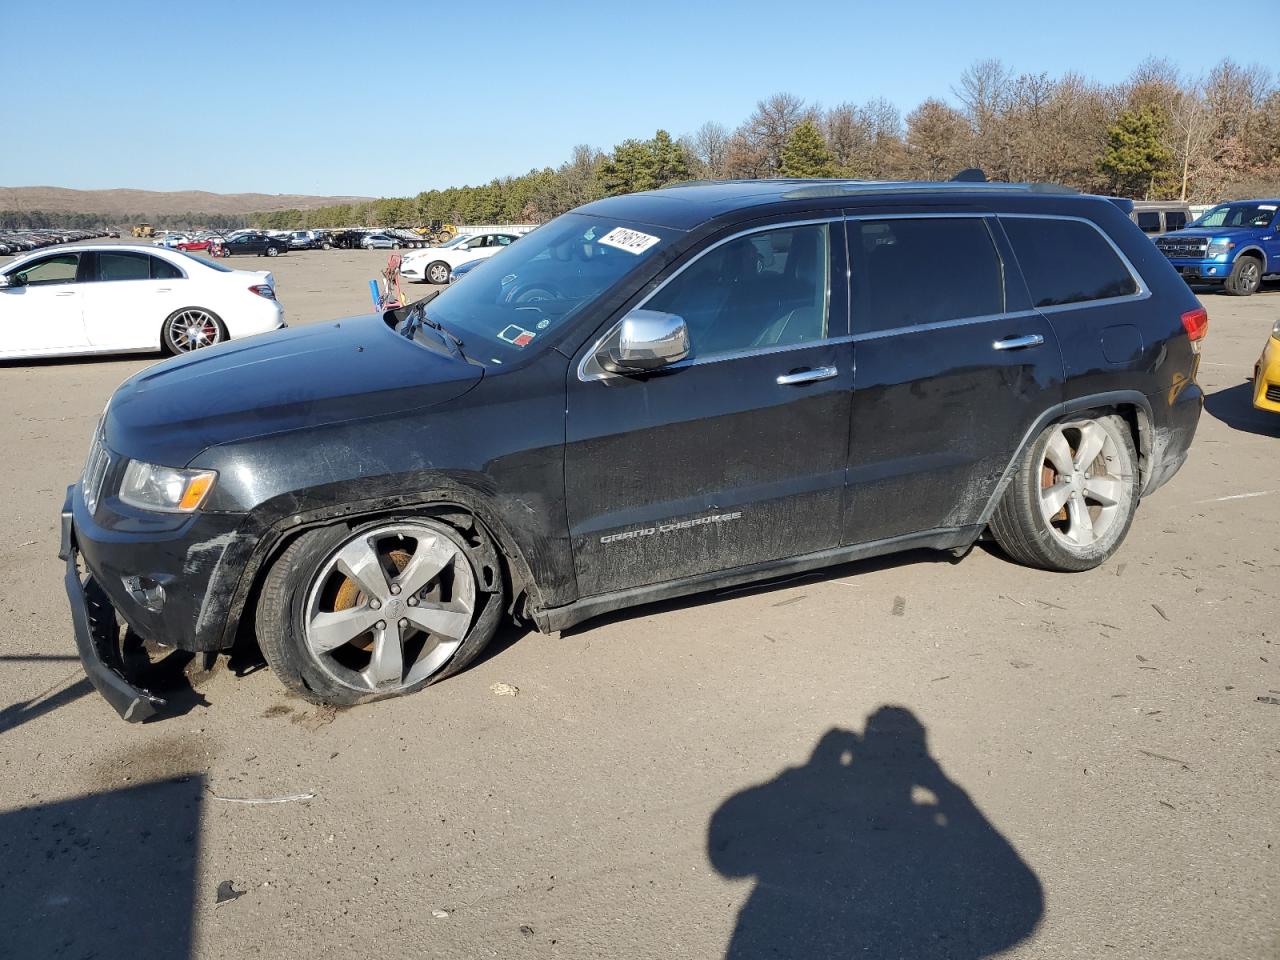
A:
61;179;1206;720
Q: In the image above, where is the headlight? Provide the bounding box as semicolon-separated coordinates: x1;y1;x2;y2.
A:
119;461;217;513
1207;240;1235;258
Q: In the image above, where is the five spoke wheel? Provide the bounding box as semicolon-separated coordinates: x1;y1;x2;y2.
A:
304;522;476;693
1037;420;1124;548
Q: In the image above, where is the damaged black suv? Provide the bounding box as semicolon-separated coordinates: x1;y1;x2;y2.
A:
61;179;1206;720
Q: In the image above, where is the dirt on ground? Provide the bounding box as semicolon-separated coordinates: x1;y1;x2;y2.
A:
0;242;1276;959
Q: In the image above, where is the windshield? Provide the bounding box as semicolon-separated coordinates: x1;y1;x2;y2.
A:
439;234;471;249
418;213;677;365
1191;202;1279;229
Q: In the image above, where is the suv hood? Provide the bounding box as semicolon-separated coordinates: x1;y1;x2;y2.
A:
1161;225;1264;241
106;314;483;467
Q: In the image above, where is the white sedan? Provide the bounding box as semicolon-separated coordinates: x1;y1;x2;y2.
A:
0;244;285;360
400;232;521;284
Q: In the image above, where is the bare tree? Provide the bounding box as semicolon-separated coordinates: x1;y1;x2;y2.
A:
904;99;972;180
744;92;812;174
689;121;731;179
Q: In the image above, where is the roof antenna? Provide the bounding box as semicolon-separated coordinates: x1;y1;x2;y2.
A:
950;168;987;183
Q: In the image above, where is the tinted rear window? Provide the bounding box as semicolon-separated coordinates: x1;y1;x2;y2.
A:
850;217;1005;332
1136;212;1161;233
1002;217;1138;308
1165;211;1187;231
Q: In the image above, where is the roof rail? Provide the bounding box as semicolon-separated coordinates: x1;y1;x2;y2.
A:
779;180;1080;201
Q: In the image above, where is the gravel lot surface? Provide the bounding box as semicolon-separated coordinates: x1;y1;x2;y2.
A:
0;241;1276;959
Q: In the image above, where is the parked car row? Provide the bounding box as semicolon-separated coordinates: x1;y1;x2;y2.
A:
0;228;112;257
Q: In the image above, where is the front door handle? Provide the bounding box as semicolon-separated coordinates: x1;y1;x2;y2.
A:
54;291;76;297
776;365;838;386
155;288;171;293
993;334;1044;351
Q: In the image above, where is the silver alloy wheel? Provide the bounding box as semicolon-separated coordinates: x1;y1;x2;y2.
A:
1038;420;1124;549
303;522;476;693
1240;259;1260;290
428;262;450;284
167;308;222;352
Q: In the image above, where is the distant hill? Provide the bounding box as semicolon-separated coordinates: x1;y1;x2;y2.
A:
0;186;375;217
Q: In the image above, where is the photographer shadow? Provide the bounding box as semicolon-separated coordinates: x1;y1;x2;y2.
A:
709;707;1043;959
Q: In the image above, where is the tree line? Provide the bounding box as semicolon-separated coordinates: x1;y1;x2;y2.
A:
0;210;251;230
252;57;1280;230
12;57;1279;232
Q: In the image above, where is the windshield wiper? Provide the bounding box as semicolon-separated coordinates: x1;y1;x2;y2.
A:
403;303;467;361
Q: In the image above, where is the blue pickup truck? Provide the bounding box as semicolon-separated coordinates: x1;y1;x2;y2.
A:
1153;199;1280;296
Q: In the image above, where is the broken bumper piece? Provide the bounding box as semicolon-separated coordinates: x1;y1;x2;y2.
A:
61;489;164;723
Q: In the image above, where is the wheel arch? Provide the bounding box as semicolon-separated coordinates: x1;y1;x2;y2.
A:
1234;246;1266;270
976;391;1157;529
216;490;544;653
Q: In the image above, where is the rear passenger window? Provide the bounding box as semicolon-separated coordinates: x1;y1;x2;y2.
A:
97;252;151;281
1165;211;1187;231
150;256;182;280
1136;212;1161;233
646;223;830;358
1002;217;1138;307
850;218;1004;333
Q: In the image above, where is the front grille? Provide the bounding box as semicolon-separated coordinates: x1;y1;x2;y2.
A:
1156;239;1209;259
1267;383;1280;402
80;425;111;517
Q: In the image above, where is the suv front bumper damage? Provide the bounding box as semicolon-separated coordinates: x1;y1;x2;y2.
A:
60;486;164;722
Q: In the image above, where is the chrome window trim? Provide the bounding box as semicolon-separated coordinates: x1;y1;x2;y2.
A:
850;309;1041;343
995;212;1151;310
578;216;842;383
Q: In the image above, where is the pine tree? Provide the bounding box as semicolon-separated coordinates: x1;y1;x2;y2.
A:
779;120;837;178
1098;107;1174;198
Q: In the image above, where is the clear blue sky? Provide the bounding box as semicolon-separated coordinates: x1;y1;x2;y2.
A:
4;0;1272;198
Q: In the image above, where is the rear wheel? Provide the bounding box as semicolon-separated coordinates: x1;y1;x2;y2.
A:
427;261;450;284
989;414;1139;572
163;307;226;354
1225;255;1262;296
266;246;280;257
256;516;505;706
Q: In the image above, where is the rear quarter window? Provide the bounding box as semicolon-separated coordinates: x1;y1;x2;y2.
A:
1002;217;1138;308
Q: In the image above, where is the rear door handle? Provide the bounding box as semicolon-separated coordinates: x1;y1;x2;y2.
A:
155;288;171;293
776;365;838;385
993;334;1044;351
54;291;76;297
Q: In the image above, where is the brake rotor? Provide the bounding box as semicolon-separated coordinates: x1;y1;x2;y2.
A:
1041;464;1068;522
333;547;411;651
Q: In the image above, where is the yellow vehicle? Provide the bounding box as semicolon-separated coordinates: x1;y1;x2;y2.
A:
1253;319;1280;413
131;223;154;238
413;221;457;245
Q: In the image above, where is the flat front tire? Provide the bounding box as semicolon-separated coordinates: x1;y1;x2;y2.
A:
1225;256;1262;296
989;414;1139;572
256;515;505;706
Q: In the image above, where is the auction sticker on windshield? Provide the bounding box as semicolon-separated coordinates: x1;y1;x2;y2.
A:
599;227;661;255
498;324;536;347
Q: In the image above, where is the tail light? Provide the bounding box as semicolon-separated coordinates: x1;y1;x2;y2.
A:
1181;307;1208;349
249;284;275;301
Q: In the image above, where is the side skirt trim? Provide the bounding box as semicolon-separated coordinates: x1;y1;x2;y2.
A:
532;526;980;633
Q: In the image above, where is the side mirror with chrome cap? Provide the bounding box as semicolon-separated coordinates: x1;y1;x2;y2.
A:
601;309;690;373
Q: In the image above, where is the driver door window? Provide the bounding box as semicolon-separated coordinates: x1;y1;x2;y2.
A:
644;223;831;360
15;254;80;286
